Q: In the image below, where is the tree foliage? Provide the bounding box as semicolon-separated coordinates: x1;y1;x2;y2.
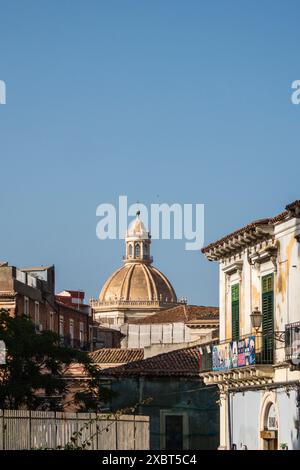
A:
0;309;111;411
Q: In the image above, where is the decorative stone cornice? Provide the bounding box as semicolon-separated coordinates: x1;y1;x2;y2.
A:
90;298;178;312
248;241;278;271
222;261;243;278
201;365;274;388
203;225;274;261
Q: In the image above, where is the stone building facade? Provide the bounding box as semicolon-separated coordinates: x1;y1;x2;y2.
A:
201;199;300;450
0;263;92;351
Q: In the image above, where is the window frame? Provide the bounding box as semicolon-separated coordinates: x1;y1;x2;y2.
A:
231;283;240;341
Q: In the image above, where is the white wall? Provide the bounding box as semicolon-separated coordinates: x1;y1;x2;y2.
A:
231;389;300;450
121;322;214;351
231;391;260;450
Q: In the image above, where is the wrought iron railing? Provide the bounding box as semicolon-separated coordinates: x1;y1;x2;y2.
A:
59;335;91;352
285;321;300;363
211;333;274;372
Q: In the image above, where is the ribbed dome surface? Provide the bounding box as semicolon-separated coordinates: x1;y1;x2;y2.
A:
99;262;177;303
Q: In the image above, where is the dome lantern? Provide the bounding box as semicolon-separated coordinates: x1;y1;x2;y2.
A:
125;212;152;264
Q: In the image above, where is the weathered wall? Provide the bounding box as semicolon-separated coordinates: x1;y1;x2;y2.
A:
209;212;300;449
105;376;219;450
219;218;300;345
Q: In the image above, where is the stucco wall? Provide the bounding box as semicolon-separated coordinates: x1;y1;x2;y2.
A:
277;390;300;450
219;218;300;346
231;389;300;450
231;391;261;450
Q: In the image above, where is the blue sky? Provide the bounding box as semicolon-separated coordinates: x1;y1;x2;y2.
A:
0;1;300;306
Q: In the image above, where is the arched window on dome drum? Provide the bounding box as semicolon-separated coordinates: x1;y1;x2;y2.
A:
135;243;141;258
144;244;148;257
128;244;133;257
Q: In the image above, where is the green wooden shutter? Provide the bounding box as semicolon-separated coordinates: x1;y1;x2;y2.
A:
231;284;240;341
262;274;274;363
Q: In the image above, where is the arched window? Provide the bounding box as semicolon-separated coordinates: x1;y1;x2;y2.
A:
135;243;141;258
128;244;133;257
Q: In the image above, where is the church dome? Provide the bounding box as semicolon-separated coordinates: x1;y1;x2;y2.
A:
97;212;177;308
99;262;177;304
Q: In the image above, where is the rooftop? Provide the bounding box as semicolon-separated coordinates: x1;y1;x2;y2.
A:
90;348;144;364
201;199;300;258
128;304;219;325
98;343;214;378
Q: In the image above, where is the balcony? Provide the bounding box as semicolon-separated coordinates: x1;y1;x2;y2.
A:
201;334;275;388
285;321;300;366
59;335;91;352
213;334;276;370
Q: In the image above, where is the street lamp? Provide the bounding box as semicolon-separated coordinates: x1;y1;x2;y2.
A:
250;307;287;344
250;307;263;332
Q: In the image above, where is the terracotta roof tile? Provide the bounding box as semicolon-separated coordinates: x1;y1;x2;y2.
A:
201;205;291;254
286;200;300;211
128;305;219;325
89;348;144;364
98;343;214;377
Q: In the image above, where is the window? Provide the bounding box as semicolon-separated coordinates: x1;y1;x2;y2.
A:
79;322;84;346
49;311;54;332
262;274;274;363
128;244;133;257
24;297;29;316
135;243;140;257
70;319;74;347
231;284;240;341
59;315;64;337
34;302;40;326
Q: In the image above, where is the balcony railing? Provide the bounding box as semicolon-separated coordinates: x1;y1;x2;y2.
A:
285;321;300;364
59;335;91;352
211;333;274;372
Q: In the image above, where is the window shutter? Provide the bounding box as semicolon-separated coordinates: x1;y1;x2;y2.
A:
231;284;240;341
262;274;274;363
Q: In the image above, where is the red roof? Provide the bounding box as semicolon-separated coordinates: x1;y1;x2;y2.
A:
98;344;213;377
90;348;144;364
128;304;219;325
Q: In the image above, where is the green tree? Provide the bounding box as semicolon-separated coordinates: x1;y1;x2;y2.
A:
0;309;109;411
